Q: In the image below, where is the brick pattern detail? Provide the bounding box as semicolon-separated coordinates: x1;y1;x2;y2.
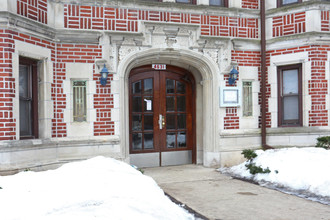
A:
267;46;329;127
224;107;239;130
242;0;259;9
64;5;259;38
231;50;267;128
272;12;305;37
0;30;115;140
55;44;115;137
17;0;48;24
93;76;115;136
0;29;55;140
321;11;330;31
0;30;15;140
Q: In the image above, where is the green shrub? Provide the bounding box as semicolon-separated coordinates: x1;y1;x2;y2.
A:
245;163;271;175
315;136;330;150
242;149;257;161
242;149;274;175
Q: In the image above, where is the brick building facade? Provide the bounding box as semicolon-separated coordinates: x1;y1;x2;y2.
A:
0;0;329;173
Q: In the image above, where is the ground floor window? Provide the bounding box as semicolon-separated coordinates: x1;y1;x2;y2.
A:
277;64;302;127
72;80;87;122
243;81;252;117
19;57;38;139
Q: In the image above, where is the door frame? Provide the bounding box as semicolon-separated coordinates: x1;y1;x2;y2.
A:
19;57;39;139
129;65;197;164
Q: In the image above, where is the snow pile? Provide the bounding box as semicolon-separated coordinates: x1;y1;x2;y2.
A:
220;147;330;200
0;157;194;220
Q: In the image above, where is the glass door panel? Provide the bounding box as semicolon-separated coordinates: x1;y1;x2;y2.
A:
19;64;33;137
130;76;155;152
164;77;190;150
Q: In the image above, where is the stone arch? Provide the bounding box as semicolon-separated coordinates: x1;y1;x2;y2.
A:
117;48;220;166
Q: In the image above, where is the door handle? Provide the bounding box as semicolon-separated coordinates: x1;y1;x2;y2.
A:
159;114;163;130
159;114;166;129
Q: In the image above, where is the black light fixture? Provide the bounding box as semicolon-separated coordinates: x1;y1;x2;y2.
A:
228;66;239;85
100;64;109;86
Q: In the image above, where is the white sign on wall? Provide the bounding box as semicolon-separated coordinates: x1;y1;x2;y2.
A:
220;87;241;107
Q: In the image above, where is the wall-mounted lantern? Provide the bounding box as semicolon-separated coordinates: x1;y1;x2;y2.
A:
228;66;239;85
100;64;109;86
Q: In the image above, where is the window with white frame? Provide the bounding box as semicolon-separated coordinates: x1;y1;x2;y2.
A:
277;64;302;126
72;80;87;122
243;81;253;117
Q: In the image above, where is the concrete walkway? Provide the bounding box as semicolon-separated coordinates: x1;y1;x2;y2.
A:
144;165;330;220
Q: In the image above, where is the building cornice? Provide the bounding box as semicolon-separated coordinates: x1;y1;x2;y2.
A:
0;11;55;40
50;0;259;18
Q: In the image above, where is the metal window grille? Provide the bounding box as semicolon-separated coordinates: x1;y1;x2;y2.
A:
73;81;87;122
243;82;253;117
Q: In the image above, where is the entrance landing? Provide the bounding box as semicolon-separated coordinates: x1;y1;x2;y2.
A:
144;165;330;220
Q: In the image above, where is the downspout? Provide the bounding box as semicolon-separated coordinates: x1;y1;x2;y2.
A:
260;0;272;150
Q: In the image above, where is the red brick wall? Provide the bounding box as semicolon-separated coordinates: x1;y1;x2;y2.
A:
94;75;115;136
224;108;239;130
242;0;259;9
64;4;259;38
17;0;48;24
0;29;115;140
267;46;329;127
0;30;15;140
321;11;330;32
272;12;305;37
55;44;114;137
226;50;265;129
0;29;55;140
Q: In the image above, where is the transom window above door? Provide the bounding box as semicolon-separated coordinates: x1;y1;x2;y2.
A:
278;0;302;7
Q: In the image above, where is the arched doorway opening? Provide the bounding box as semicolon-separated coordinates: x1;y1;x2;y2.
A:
129;65;196;167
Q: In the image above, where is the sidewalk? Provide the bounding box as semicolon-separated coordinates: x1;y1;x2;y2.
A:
144;165;330;220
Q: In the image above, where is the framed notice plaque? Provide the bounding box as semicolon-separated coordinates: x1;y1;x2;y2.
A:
220;87;241;107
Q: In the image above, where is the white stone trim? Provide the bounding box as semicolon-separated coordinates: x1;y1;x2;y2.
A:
265;0;276;10
229;0;242;8
306;9;321;32
0;0;16;13
269;51;310;128
237;66;260;129
63;63;96;138
13;40;53;140
117;47;220;167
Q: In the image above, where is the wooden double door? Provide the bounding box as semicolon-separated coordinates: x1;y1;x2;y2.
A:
129;65;195;167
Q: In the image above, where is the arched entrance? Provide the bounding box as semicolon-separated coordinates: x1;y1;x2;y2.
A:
117;48;220;167
129;65;196;167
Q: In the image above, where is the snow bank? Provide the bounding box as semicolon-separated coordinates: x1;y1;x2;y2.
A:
220;148;330;199
0;157;194;220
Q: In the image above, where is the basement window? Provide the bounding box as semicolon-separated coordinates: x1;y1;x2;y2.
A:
73;81;87;122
